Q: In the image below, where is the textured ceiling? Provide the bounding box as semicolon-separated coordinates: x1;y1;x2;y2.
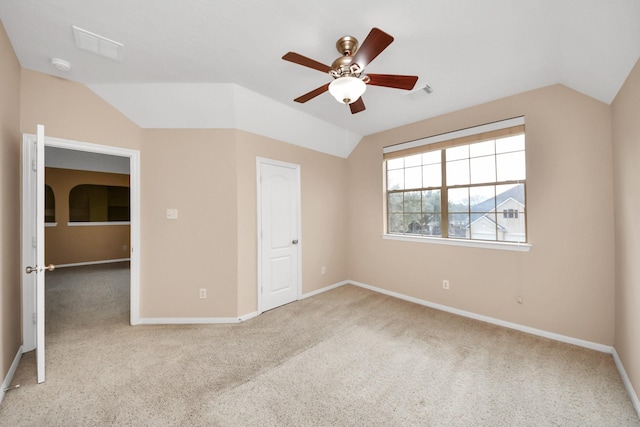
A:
1;0;639;156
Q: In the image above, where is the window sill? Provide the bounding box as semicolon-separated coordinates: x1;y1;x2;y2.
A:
381;233;532;252
67;221;131;227
45;222;57;227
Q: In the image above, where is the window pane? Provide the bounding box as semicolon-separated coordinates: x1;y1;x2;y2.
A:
448;187;469;212
422;150;441;165
446;159;469;185
495;184;525;243
405;166;422;189
496;151;526;181
498;212;526;243
405;214;422;234
422;164;441;187
422;190;441;237
470;156;496;184
388;192;403;212
404;191;421;213
446;145;468;161
496;134;525;153
405;154;422;167
448;213;469;238
423;213;442;236
496;183;525;206
389;213;404;233
470;212;497;241
422;190;441;213
470;140;494;157
387;169;404;190
387;158;404;170
470;186;496;213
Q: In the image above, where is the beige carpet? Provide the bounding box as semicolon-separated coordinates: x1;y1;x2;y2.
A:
1;262;638;426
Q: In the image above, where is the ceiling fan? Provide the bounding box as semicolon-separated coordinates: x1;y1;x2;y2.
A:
282;28;419;114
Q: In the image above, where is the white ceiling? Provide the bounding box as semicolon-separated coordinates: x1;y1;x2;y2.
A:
2;0;639;157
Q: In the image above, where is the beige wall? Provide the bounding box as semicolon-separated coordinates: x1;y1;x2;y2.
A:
612;59;640;406
19;69;142;150
140;129;239;318
0;19;22;387
44;168;130;266
347;84;615;345
235;130;349;316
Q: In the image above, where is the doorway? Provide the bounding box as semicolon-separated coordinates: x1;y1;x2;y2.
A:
22;133;141;358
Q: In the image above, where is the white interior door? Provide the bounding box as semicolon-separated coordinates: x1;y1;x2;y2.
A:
21;124;51;383
258;159;301;312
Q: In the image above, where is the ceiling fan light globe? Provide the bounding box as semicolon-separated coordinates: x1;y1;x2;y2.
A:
328;77;366;104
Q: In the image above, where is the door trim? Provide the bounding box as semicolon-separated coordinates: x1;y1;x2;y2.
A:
21;134;141;337
256;157;302;314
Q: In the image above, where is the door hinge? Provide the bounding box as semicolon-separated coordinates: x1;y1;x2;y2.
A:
32;237;37;248
32;312;37;324
31;159;37;171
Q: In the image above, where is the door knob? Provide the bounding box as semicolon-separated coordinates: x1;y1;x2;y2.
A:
292;239;299;244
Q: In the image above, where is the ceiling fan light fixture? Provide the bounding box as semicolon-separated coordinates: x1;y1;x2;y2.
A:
328;76;366;104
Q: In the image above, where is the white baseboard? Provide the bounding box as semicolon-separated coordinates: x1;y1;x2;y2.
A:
349;280;613;354
0;345;23;406
239;311;259;322
612;348;640;418
301;280;349;300
137;281;351;326
56;258;130;268
139;317;240;325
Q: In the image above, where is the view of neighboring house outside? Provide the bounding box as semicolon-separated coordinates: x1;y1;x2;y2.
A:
467;184;526;242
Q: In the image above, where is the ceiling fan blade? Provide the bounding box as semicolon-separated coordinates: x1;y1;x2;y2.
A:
294;83;330;103
366;74;419;90
349;97;366;114
351;28;394;71
282;52;332;73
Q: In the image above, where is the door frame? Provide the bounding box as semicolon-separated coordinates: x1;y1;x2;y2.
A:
256;157;302;314
22;134;141;352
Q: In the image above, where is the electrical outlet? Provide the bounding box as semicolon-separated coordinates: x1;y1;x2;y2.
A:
442;280;450;290
199;288;206;299
321;266;326;275
122;244;128;251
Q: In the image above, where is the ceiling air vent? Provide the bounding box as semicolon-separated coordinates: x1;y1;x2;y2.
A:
405;84;434;100
72;26;123;61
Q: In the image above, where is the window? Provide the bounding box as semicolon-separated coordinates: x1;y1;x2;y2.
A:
384;117;527;243
503;209;518;219
69;184;130;222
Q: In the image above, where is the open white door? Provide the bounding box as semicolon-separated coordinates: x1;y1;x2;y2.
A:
21;124;52;383
257;158;301;312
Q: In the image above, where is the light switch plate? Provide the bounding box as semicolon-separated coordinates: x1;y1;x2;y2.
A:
166;208;178;220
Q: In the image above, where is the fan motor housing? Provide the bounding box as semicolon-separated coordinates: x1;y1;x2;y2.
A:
330;36;361;78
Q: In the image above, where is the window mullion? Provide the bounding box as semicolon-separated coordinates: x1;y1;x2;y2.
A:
441;149;448;238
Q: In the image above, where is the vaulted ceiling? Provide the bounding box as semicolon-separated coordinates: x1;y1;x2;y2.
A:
1;0;638;157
